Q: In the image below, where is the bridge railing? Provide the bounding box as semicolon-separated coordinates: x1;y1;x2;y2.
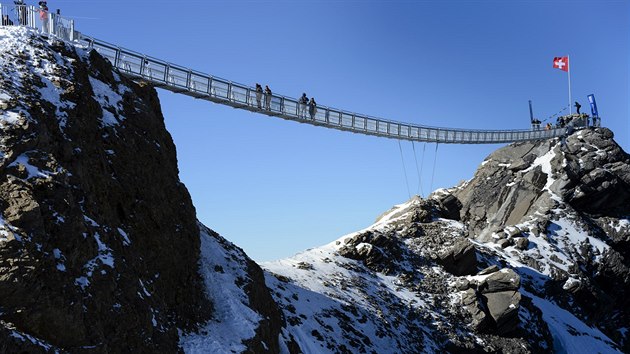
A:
0;3;75;41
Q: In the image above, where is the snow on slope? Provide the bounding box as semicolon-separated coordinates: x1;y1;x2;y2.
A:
0;27;126;133
524;290;622;354
263;188;623;353
0;26;136;291
263;198;446;353
180;225;262;353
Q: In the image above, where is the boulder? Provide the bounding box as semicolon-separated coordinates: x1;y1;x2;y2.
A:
482;290;521;335
438;193;462;221
479;269;520;294
477;265;499;276
497;238;512;249
513;237;529;250
462;288;489;331
437;239;477;276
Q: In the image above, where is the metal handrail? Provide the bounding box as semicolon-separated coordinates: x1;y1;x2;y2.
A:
0;3;75;41
0;3;591;144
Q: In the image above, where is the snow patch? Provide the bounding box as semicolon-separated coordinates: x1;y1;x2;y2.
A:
8;153;53;180
88;76;126;126
525;291;622;354
179;226;261;353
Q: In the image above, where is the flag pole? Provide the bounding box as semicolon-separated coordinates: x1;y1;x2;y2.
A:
567;55;573;114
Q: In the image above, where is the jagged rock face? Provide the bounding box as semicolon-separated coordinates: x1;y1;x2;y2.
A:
264;198;552;353
448;127;630;351
558;128;630;215
0;28;213;351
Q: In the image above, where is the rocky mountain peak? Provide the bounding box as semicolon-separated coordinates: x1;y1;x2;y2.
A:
0;26;215;352
264;126;629;353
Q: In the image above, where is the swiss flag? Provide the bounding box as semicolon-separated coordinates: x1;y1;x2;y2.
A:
553;56;569;72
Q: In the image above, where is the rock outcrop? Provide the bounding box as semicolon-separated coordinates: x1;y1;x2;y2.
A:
0;27;286;353
449;127;630;351
0;27;213;352
265;127;628;353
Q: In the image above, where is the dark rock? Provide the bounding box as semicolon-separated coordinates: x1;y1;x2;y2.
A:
513;237;529;250
406;208;432;224
437;239;477;276
478;265;499;275
482;290;521;335
479;269;520;294
0;31;238;352
462;288;490;332
438;193;462;221
497;238;512;249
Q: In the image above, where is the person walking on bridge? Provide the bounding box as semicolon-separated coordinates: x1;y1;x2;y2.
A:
264;85;272;110
255;83;263;109
299;93;308;118
308;97;317;120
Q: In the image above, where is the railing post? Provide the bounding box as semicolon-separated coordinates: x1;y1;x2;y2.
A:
227;82;232;101
280;97;285;114
114;48;121;69
140;58;146;78
186;70;192;90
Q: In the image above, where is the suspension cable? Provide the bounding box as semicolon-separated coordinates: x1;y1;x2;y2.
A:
398;140;411;199
420;143;426;197
411;141;423;197
430;142;439;195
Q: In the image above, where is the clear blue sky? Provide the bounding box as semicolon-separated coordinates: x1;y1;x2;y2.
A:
56;0;628;261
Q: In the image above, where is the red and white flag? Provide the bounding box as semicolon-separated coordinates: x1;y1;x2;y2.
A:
553;56;569;72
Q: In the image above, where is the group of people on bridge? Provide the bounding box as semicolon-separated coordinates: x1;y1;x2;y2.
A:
299;93;318;120
254;83;318;120
254;83;272;110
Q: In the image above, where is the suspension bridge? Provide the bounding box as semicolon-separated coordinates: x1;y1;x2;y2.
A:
0;3;598;145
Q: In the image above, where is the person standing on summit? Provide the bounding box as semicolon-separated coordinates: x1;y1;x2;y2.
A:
39;1;49;33
574;101;581;115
